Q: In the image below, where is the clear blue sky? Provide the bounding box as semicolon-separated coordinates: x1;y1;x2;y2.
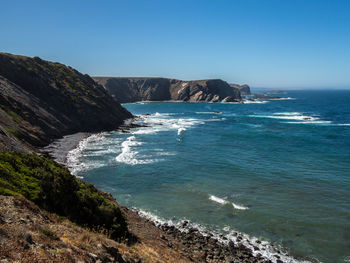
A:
1;0;350;88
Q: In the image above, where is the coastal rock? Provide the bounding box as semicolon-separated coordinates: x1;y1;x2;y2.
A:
266;90;285;94
222;96;241;103
93;77;242;103
230;84;251;95
0;53;132;151
251;93;282;100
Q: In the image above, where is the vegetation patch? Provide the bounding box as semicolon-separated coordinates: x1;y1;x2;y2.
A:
0;152;131;241
3;128;20;139
41;228;59;241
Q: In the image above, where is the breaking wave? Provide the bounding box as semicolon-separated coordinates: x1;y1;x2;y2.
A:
246;112;350;126
209;195;249;210
66;133;110;175
134;208;309;263
243;100;269;104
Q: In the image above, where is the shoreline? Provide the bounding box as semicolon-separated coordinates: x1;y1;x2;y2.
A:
42;122;304;263
41;132;92;165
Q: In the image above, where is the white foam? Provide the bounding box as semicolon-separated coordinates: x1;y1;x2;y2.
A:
135;113;205;137
115;136;148;165
284;121;350;127
249;112;330;124
209;195;249;210
284;121;332;125
209;195;227;205
66;133;109;175
133;208;309;263
243;100;269;104
271;97;295;100
195;111;222;114
132;128;159;135
177;127;186;135
250;114;319;121
116;135;163;165
232;202;249;210
273;112;301;116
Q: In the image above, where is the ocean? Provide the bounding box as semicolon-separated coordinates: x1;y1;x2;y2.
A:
66;90;350;263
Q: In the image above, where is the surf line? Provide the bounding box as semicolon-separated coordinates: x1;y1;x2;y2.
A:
209;195;249;210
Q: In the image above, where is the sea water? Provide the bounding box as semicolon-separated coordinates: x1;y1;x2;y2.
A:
67;90;350;263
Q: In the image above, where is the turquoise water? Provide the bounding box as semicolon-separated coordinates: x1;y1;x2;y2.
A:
68;90;350;263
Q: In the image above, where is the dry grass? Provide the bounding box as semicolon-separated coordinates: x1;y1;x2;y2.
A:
0;195;193;263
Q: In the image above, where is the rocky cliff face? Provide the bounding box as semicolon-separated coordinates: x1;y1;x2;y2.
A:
93;77;242;103
230;84;251;95
0;53;132;151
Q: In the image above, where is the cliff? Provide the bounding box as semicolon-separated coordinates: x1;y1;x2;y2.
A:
230;84;251;95
93;77;242;103
0;53;132;152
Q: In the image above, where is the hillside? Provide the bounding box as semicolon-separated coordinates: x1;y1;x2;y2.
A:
0;53;132;152
93;77;243;103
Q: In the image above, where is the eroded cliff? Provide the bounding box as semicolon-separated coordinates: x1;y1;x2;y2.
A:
0;53;132;151
93;77;243;103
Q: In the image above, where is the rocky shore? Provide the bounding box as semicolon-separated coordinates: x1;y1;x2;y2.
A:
135;216;272;263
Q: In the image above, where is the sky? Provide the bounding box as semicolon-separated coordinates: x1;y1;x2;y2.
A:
1;0;350;89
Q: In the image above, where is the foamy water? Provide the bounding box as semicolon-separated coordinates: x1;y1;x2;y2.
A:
209;195;249;210
249;112;320;122
134;207;308;263
243;100;269;104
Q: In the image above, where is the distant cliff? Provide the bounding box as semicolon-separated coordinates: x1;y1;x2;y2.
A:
93;77;243;103
0;53;132;151
230;84;251;95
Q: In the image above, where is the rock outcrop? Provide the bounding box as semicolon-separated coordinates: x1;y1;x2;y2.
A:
0;53;132;151
93;77;242;103
230;84;251;95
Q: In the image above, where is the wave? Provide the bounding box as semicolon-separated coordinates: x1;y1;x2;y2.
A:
177;127;186;135
243;100;269;104
132;128;160;135
209;195;249;210
115;136;159;165
273;112;301;116
66;133;109;175
248;112;336;125
195;111;222;114
153;112;181;116
283;121;332;125
134;208;310;263
249;114;319;121
209;195;227;205
248;112;350;128
284;121;350;126
270;97;295;100
132;113;205;137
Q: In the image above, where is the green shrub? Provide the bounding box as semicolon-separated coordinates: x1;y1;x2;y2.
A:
41;228;59;240
0;152;130;241
1;107;23;122
3;128;20;139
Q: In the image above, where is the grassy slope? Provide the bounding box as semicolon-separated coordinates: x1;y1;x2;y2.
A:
0;152;131;242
